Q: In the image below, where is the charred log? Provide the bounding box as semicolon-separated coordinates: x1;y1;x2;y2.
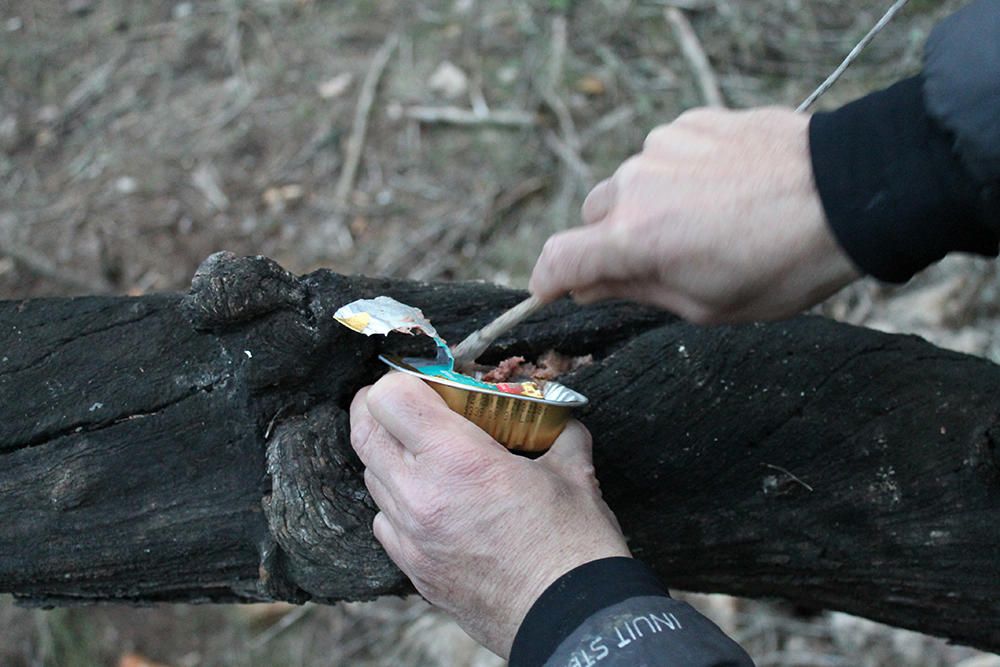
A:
0;252;997;652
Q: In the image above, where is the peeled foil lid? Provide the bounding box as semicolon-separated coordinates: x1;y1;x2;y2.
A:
334;296;441;339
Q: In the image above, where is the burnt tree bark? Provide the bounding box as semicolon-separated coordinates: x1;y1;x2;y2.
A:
1;252;998;651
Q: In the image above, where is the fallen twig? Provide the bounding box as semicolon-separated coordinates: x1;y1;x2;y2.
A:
403;106;535;127
191;163;230;212
797;0;911;112
579;106;637;148
536;15;587;227
57;46;127;130
249;604;315;650
540;15;578;147
543;130;592;186
763;463;814;492
665;6;724;107
211;82;259;131
333;32;399;210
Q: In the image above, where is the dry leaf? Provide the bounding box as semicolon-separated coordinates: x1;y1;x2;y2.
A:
575;74;606;96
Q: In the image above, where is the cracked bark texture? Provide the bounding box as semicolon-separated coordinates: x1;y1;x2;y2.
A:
0;252;998;652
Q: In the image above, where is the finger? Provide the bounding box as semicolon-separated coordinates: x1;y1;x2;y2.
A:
528;226;629;302
571;282;627;305
539;420;594;478
573;279;690;314
372;512;404;563
581;178;615;225
572;279;659;306
351;386;409;474
350;386;374;449
366;372;502;459
360;423;410;475
364;467;403;522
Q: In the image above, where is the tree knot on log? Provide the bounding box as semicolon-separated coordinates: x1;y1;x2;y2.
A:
260;402;409;601
182;251;308;331
180;252;355;392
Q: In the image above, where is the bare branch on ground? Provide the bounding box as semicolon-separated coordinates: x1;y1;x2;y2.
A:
403;106;536;127
665;7;725;107
57;46;128;130
579;106;637;148
536;15;589;228
333;32;400;210
543;130;592;186
249;604;316;650
797;0;911;112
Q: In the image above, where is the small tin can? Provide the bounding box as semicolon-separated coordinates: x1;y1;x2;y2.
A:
379;354;588;453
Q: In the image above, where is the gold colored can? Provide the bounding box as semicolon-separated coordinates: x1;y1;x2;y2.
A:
379;355;588;453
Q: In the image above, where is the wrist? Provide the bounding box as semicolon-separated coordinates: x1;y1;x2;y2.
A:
497;544;632;658
509;557;667;666
792;111;862;299
809;75;998;283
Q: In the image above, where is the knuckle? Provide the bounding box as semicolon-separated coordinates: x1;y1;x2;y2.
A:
536;233;576;286
684;304;722;326
410;492;450;534
372;371;425;406
566;463;597;491
642;125;671;152
675;107;712;127
605;224;631;253
540;234;565;263
614;155;644;185
370;373;438;425
367;373;406;408
575;461;598;483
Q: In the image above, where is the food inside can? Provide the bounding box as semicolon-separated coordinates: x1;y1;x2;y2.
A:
333;296;590;451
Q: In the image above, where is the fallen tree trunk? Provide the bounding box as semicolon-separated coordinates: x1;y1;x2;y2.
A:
1;253;997;651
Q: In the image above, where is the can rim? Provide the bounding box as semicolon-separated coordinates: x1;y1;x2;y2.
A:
378;354;589;407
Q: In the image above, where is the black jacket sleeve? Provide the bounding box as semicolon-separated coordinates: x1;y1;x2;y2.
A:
509;558;754;667
809;0;1000;283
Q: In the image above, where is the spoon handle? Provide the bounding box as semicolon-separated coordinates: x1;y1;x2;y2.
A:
451;295;545;366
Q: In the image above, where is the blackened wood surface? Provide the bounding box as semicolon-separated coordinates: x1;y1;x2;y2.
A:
0;253;997;652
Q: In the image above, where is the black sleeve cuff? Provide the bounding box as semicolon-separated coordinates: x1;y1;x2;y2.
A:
809;74;999;283
509;557;669;667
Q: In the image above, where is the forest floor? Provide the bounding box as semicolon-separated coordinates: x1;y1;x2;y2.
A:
2;0;999;665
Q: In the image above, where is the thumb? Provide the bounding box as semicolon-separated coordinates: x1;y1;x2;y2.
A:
538;420;595;479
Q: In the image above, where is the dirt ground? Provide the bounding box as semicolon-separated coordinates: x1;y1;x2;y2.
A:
2;0;999;665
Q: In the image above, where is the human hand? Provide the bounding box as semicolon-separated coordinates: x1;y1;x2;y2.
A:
530;107;860;323
349;373;630;658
